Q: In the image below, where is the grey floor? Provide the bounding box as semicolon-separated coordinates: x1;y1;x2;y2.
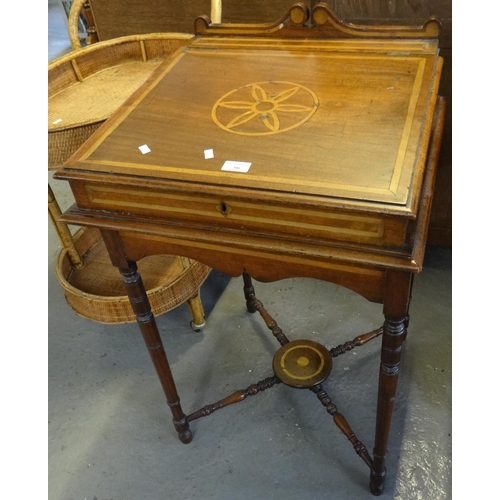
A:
48;4;452;499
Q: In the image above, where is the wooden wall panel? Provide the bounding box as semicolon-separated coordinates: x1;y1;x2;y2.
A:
88;0;211;39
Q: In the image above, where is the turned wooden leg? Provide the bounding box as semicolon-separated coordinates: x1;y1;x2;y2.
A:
186;291;206;332
100;229;192;444
370;271;412;496
242;271;257;313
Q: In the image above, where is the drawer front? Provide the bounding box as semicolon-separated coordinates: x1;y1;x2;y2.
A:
75;183;409;248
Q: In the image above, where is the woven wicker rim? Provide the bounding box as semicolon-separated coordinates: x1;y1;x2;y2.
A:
48;33;194;168
54;227;211;324
49;32;193;73
54;226;206;302
55;249;201;305
48;32;193;132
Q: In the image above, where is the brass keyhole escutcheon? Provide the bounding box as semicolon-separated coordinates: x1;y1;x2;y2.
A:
216;201;232;217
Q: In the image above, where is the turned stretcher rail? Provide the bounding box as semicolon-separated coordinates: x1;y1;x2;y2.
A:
187;376;280;422
329;327;384;357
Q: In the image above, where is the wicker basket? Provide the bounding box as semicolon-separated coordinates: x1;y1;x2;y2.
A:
49;32;212;327
55;227;210;324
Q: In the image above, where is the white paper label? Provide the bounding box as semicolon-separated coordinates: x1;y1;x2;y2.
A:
221;161;252;173
204;149;214;159
138;144;151;154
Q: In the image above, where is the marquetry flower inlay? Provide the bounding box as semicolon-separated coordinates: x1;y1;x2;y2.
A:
212;81;319;136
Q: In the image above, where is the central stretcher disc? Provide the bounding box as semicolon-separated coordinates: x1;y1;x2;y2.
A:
272;339;332;388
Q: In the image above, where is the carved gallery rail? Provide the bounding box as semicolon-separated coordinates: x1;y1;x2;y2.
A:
54;3;446;495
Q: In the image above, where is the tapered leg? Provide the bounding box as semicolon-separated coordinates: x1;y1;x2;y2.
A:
100;230;192;444
242;271;257;313
370;271;412;495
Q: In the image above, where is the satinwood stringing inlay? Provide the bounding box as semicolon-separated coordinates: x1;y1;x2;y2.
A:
212;81;319;136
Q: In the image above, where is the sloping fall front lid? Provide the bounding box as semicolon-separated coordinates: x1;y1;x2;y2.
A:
65;37;442;214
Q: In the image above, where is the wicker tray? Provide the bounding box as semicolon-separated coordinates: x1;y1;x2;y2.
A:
55;226;211;325
48;32;192;168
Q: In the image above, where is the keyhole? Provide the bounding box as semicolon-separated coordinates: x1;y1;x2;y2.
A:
218;201;228;216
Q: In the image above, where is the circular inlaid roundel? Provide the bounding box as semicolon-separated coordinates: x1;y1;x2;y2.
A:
273;339;332;388
212;81;319;136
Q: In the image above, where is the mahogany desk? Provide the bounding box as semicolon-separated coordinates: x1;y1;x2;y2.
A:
55;4;445;495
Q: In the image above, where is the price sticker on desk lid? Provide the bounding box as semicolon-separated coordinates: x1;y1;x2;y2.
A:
221;161;252;173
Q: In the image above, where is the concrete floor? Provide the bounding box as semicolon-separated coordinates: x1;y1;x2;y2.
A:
48;4;452;499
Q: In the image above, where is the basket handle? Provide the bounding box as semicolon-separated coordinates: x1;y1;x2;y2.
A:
68;0;98;50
